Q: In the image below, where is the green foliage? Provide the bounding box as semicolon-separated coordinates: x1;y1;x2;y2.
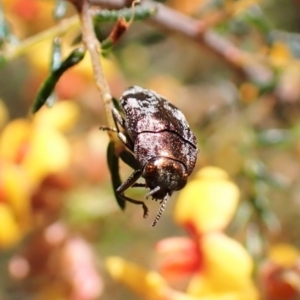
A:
93;6;157;23
106;141;126;210
31;47;85;113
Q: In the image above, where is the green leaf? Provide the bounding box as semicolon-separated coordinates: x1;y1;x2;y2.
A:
46;37;62;108
32;47;85;113
106;141;126;210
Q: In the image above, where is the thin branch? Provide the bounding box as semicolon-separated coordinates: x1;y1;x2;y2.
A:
88;0;274;85
2;15;79;62
197;0;263;30
80;1;119;144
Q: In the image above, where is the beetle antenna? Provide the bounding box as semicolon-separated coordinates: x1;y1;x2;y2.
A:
152;194;168;227
146;186;160;199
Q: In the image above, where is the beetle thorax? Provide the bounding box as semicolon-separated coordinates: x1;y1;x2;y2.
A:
142;157;188;199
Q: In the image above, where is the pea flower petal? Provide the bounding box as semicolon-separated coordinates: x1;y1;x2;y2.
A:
106;256;168;300
175;167;240;233
156;237;202;278
0;203;21;249
268;244;300;268
187;233;258;299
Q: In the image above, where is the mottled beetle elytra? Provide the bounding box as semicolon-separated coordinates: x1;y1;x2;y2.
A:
104;86;198;226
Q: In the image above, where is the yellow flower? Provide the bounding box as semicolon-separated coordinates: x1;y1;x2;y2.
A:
106;244;258;300
1;164;31;228
0;203;21;249
106;257;169;300
187;233;258;299
268;244;300;268
268;42;293;69
107;167;258;300
0;101;78;248
175;167;240;234
0;102;77;187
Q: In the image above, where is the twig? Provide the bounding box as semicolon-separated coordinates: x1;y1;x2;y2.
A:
80;0;118;144
88;0;274;85
198;0;263;30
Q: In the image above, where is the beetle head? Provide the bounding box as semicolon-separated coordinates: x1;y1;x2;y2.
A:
142;157;188;199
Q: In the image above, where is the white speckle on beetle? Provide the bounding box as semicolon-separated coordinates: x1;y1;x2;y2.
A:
124;97;140;109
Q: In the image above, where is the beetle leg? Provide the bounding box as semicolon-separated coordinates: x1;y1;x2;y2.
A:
132;183;146;188
116;169;149;218
100;124;133;150
116;169;142;193
111;108;135;151
117;194;149;218
145;186;160;199
117;132;134;150
112;108;126;128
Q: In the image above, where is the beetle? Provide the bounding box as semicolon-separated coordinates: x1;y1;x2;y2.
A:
105;86;198;226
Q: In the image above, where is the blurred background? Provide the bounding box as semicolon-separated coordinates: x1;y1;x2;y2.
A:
1;0;300;299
